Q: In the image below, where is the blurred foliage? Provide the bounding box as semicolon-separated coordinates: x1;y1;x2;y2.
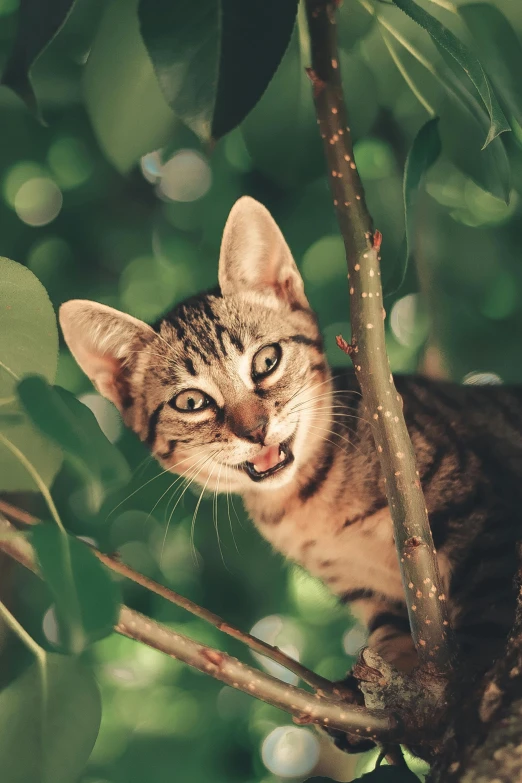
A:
1;0;522;781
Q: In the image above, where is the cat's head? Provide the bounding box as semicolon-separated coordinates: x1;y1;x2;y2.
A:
60;197;331;494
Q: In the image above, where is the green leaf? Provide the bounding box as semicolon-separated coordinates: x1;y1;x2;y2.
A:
436;50;511;201
138;0;298;143
18;376;130;511
32;524;121;650
0;258;62;492
391;0;510;147
0;0;77;119
401;117;441;276
460;3;522;129
0;654;101;783
84;0;178;173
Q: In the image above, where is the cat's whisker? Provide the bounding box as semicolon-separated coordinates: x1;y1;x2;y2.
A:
286;372;363;408
190;460;218;564
162;453;218;565
289;404;366;424
288;404;370;427
156;453;212;538
285;375;334;405
225;469;240;553
304;422;362;455
287;389;361;411
106;447;210;521
289;387;360;405
213;462;230;570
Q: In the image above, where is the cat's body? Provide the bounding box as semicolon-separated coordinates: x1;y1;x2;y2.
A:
60;197;522;679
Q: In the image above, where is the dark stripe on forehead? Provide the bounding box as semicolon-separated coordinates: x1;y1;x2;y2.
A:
191;320;221;360
286;334;323;350
184;338;210;365
170;319;185;341
184;357;196;376
146;402;165;446
202;298;217;322
214;322;227;357
228;331;244;353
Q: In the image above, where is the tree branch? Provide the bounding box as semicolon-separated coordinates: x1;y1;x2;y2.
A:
304;0;455;674
429;549;522;782
0;510;400;742
0;499;331;693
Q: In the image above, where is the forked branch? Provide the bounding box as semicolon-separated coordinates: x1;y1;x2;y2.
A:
304;0;455;674
0;510;399;742
0;500;330;692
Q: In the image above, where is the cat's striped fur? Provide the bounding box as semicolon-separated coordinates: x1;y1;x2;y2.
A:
60;197;522;678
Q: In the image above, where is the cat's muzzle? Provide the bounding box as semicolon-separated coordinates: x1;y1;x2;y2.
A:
243;439;294;482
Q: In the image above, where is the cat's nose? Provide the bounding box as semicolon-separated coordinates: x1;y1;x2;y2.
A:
228;406;269;444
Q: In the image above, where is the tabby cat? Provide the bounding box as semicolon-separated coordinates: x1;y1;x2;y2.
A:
60;196;522;681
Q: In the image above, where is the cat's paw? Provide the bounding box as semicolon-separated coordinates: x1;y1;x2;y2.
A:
323;672;376;754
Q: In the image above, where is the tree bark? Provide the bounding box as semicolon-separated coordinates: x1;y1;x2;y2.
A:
429;556;522;782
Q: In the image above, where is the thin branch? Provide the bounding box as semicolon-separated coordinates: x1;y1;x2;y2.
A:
0;500;332;693
4;516;337;691
304;0;455;673
0;512;399;741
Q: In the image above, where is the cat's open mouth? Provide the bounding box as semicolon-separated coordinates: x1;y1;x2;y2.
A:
243;440;294;482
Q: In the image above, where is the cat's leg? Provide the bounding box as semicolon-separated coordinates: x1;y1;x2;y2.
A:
353;596;418;673
328;597;417;754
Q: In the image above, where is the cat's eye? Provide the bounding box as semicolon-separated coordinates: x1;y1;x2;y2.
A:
252;344;281;380
172;389;211;412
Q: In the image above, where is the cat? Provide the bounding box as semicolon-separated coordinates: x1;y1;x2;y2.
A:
60;196;522;684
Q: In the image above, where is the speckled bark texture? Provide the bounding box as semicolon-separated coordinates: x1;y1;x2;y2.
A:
429;562;522;782
304;0;454;673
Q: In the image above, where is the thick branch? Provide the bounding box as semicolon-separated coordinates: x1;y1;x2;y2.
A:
305;0;455;673
0;500;330;692
429;552;522;782
0;512;399;741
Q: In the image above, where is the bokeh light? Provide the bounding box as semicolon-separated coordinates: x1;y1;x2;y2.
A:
261;726;320;778
158;149;212;202
463;371;503;385
390;293;429;348
47;136;93;189
289;567;341;625
140;148;212;202
302;235;347;285
119;254;180;322
14;177;63;226
3;161;47;206
342;625;368;656
353;138;395;180
250;615;303;685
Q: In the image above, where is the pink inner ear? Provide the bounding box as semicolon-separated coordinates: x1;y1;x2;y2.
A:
77;346;123;406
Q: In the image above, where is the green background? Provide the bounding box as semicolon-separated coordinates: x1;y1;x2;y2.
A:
1;0;521;780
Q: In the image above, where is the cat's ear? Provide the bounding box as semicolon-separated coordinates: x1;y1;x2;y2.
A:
59;300;154;410
218;196;309;309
